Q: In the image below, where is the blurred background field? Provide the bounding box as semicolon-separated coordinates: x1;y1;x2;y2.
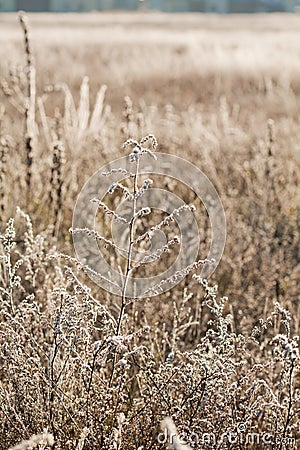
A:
1;12;300;111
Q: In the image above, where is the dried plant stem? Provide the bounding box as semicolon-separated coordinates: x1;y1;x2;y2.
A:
279;360;295;450
0;137;8;222
121;95;134;138
109;157;140;388
19;12;36;193
49;141;65;231
119;159;139;331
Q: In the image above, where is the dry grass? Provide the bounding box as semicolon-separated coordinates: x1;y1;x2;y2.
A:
0;11;299;450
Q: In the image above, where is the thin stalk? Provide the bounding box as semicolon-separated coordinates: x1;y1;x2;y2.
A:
109;158;139;388
19;13;36;194
6;249;15;315
279;361;294;450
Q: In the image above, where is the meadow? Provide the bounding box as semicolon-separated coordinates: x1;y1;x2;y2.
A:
0;11;299;449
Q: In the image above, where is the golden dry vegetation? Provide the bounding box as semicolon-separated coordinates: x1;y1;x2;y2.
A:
0;11;299;450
